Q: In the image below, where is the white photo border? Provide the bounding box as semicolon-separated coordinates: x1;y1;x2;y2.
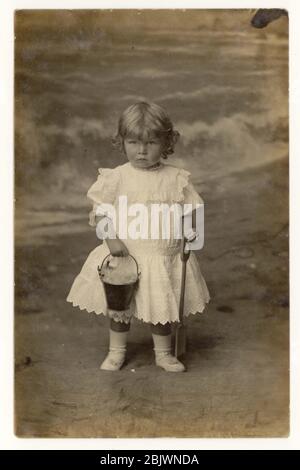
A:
2;0;298;450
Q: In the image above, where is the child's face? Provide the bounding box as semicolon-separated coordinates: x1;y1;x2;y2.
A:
124;133;164;169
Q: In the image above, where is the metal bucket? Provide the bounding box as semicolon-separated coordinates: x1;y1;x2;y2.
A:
97;254;140;311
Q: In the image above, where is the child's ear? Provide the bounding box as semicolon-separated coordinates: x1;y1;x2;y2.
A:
173;130;180;145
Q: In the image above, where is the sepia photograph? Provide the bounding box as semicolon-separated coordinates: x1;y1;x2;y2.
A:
14;8;289;438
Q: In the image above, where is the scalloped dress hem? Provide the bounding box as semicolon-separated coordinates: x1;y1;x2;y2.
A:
66;297;210;325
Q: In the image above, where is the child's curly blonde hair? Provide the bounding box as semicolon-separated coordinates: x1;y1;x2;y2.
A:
112;101;180;159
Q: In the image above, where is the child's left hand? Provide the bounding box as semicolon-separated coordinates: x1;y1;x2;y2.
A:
184;228;198;243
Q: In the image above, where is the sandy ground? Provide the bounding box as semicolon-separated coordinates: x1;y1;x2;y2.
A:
15;158;289;437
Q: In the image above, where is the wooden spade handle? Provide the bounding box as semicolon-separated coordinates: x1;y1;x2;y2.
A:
178;237;190;322
180;236;191;262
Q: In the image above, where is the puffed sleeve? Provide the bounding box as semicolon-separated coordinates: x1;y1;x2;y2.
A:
183;181;204;215
178;169;204;248
176;168;204;215
87;167;120;227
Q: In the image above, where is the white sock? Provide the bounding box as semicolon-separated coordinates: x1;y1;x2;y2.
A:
100;329;128;371
152;333;186;372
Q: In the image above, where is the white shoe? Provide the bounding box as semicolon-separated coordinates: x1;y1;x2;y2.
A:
155;351;186;372
100;349;126;371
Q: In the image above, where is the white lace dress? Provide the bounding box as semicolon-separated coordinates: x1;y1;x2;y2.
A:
66;161;210;324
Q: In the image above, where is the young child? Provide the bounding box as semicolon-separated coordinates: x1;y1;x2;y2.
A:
67;101;210;372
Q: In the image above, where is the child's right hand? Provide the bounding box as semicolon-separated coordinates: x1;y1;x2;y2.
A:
105;238;129;257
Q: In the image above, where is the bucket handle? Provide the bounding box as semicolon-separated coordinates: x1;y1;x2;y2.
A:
98;253;141;279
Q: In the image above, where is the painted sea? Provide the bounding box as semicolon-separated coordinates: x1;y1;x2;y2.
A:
15;10;288;243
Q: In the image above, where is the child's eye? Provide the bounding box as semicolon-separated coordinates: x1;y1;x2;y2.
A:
149;141;158;145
